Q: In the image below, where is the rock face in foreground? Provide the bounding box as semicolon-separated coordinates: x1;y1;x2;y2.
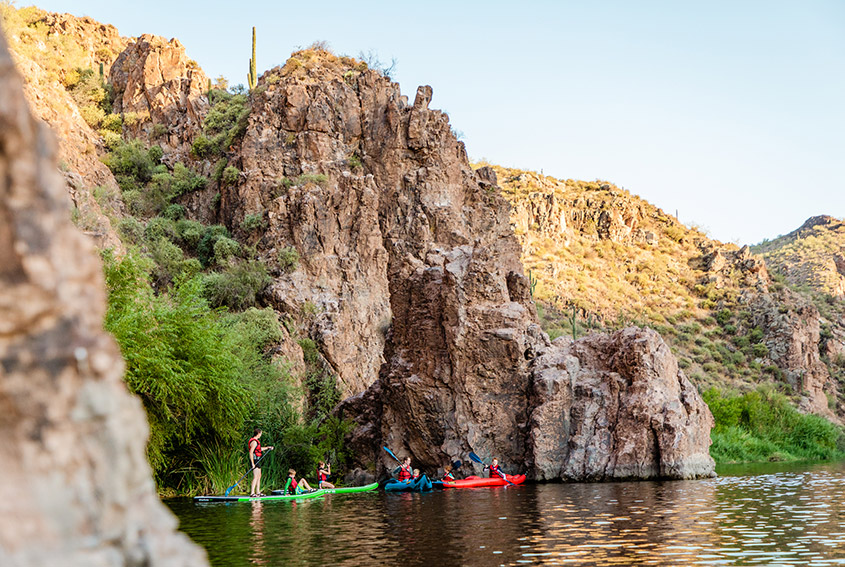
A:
0;33;206;567
530;328;715;481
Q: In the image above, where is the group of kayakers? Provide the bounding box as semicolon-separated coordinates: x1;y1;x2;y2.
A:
247;428;509;495
247;428;335;497
392;454;506;484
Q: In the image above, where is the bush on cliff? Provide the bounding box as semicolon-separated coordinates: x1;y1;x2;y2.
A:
103;250;253;477
704;387;845;464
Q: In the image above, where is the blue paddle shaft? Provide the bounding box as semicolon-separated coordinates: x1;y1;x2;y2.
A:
383;446;401;463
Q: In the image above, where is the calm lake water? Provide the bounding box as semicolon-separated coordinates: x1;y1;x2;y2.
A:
167;461;845;566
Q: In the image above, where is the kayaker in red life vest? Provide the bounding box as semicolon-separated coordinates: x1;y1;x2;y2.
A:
248;428;274;497
317;461;335;489
441;465;456;481
396;456;413;482
485;457;507;480
285;469;315;495
412;468;421;479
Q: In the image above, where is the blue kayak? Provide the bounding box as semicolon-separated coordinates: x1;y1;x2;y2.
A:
384;474;433;492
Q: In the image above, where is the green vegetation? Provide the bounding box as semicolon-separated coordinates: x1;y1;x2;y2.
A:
191;88;250;159
704;387;845;463
95;124;347;494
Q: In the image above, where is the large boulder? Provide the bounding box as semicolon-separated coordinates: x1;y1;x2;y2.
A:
0;31;206;567
530;328;715;481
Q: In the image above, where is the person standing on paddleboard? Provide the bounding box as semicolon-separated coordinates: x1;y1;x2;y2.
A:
317;461;335;489
248;428;273;497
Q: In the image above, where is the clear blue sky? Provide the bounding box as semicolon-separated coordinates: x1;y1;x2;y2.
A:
27;0;845;245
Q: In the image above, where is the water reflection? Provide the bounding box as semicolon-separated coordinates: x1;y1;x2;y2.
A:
168;461;845;566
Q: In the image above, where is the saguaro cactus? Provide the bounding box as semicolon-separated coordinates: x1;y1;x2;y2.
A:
247;27;257;90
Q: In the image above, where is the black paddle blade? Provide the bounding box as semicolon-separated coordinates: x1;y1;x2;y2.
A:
452;460;462;469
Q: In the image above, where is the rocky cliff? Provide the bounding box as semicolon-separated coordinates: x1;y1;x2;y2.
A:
1;10;716;485
213;50;714;480
0;30;207;567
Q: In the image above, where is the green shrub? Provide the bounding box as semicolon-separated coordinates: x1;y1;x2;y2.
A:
197;225;230;267
202;259;270;310
171;163;207;196
723;324;737;335
100;113;123;133
277;245;300;272
176;219;205;250
213;236;241;265
191;135;216;159
144;216;177;243
163;204;186;221
104;140;160;187
716;308;733;326
241;213;266;232
117;216;145;244
222;166;239;185
102;251;252;477
148;237;186;286
212;158;228;182
752;343;769;358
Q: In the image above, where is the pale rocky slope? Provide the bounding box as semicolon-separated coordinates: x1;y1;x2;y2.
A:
495;166;844;423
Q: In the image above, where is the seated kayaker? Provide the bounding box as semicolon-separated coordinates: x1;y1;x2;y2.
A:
317;461;335;489
413;468;421;480
395;456;413;483
285;469;315;494
441;465;456;481
485;457;507;480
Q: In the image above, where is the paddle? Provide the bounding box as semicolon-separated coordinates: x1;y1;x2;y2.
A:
224;447;273;496
468;451;514;486
383;446;408;478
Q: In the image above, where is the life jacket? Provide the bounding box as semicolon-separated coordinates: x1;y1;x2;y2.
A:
248;437;262;459
442;471;455;481
489;463;505;479
318;468;329;482
398;464;413;481
289;478;298;493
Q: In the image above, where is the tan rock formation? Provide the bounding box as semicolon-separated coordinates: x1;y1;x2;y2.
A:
39;11;127;76
110;34;209;162
0;33;206;567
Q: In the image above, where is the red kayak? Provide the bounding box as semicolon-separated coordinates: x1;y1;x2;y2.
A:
440;474;526;488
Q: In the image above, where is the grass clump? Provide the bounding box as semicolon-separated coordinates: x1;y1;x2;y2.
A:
703;387;845;464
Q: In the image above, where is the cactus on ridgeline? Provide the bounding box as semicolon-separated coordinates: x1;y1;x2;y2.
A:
247;27;257;90
569;305;579;340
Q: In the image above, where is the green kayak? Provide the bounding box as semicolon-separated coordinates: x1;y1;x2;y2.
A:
194;489;325;502
270;482;378;496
